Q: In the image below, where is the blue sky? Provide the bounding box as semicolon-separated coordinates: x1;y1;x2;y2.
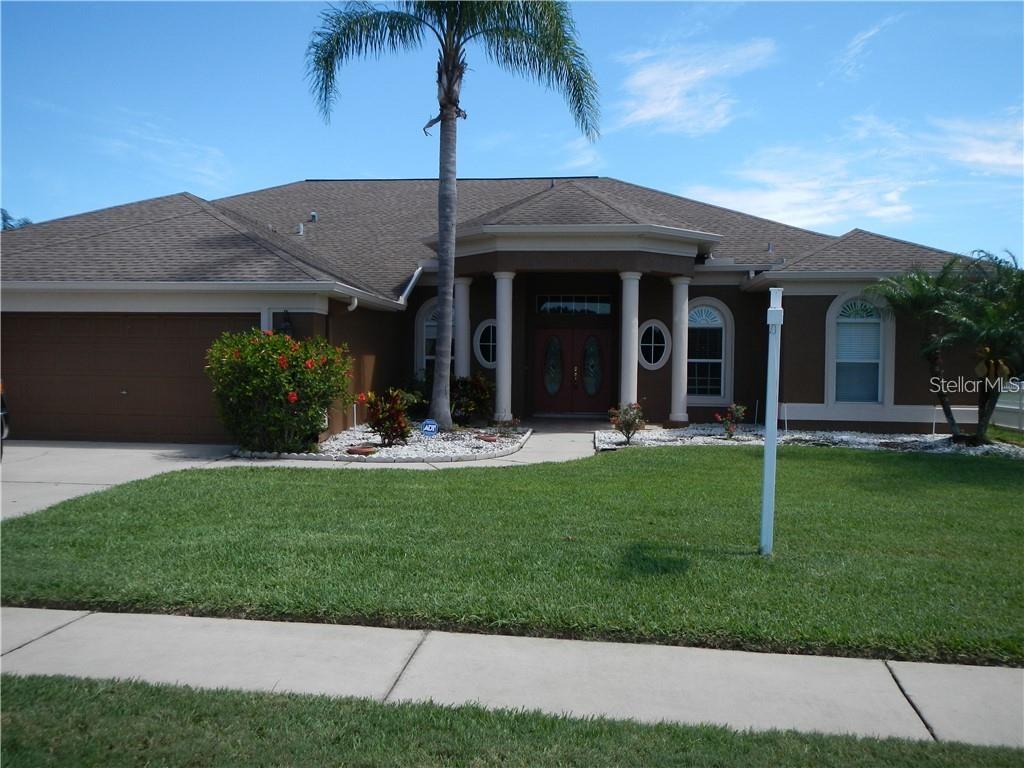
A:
2;2;1022;255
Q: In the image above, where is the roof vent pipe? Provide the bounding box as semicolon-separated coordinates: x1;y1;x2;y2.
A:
295;222;304;236
767;241;774;255
310;211;318;223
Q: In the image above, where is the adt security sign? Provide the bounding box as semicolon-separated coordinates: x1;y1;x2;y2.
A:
421;419;439;438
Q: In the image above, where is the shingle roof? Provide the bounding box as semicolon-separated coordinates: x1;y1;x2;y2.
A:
775;228;961;273
3;177;960;298
1;192;357;285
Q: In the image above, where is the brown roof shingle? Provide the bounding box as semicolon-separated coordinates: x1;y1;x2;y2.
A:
776;228;961;273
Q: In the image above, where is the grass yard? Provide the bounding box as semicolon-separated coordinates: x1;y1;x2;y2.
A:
991;424;1024;448
2;446;1022;664
3;675;1020;768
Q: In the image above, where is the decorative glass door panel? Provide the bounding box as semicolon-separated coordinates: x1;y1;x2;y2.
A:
533;328;611;413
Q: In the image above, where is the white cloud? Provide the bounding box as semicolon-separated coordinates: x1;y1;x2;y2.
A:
616;38;776;135
685;147;918;229
850;111;1024;177
96;122;231;191
835;15;903;80
558;136;603;172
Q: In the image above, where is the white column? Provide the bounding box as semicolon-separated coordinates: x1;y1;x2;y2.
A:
453;277;472;378
669;276;691;423
494;272;515;422
619;271;642;407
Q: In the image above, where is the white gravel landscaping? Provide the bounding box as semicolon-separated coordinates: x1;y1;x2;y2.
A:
595;423;1024;460
313;424;531;463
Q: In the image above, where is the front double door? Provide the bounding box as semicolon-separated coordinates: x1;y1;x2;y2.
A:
533;328;612;414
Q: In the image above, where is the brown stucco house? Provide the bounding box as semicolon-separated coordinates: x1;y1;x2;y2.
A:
0;176;978;443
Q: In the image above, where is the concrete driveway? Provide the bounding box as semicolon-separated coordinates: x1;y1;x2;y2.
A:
1;441;232;519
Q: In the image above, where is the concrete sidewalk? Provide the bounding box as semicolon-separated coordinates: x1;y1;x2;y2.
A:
2;608;1020;748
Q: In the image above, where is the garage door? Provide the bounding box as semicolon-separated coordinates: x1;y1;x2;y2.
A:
1;312;259;442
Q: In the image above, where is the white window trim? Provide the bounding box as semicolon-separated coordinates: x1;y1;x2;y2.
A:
638;319;671;371
473;318;498;369
687;297;734;406
824;292;895;409
414;297;439;377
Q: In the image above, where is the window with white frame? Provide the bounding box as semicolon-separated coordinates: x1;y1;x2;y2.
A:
474;319;498;369
638;319;671;370
687;305;725;397
835;299;882;402
414;298;442;377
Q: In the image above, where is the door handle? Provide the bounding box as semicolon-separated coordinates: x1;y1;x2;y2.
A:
572;364;580;387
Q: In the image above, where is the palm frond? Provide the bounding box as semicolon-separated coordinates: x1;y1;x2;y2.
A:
464;1;599;140
307;2;428;121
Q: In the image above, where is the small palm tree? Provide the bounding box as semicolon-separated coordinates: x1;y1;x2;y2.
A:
948;251;1024;444
308;1;599;429
869;259;964;437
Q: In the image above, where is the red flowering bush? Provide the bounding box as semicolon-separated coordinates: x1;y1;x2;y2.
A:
608;402;646;445
359;388;421;447
715;403;748;439
206;329;353;452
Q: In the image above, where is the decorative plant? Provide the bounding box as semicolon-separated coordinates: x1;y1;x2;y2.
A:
358;388;422;447
714;403;748;439
452;374;495;425
206;329;353;453
608;403;645;445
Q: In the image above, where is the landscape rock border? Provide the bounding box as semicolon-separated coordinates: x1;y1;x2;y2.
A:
233;428;532;464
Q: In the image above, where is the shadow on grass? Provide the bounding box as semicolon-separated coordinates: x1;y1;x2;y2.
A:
617;541;760;580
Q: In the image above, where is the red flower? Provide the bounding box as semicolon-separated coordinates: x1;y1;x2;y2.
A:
319;355;329;366
277;355;289;370
232;348;241;360
714;413;723;422
287;391;299;404
304;359;315;370
262;329;274;336
290;341;300;352
357;392;368;405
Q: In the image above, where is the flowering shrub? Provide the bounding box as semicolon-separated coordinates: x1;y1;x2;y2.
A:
206;329;353;452
359;388;422;447
714;403;748;439
452;374;495;425
609;402;646;445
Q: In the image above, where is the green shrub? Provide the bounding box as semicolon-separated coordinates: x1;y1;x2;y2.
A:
452;374;495;425
206;329;353;452
358;388;421;446
609;402;645;445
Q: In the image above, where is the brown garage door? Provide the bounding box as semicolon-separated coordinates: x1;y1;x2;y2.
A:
1;312;259;443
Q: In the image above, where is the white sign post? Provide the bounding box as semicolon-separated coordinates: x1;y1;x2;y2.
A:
760;287;784;556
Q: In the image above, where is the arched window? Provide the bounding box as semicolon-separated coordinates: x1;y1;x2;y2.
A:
835;299;882;402
474;319;498;369
687;299;733;404
414;298;440;377
638;319;671;370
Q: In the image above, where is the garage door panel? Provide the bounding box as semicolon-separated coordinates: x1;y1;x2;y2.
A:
1;312;258;442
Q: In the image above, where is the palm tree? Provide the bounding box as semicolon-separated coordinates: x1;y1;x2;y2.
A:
869;259;964;437
307;1;599;429
948;251;1024;444
2;208;32;230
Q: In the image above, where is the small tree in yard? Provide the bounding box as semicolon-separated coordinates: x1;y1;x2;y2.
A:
875;252;1023;445
609;403;645;445
206;329;354;453
948;251;1024;444
870;260;965;438
358;388;421;446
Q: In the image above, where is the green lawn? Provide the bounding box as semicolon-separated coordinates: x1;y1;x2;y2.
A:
991;424;1024;448
2;446;1022;664
3;675;1020;768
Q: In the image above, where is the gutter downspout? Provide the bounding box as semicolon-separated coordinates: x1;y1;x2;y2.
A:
398;265;424;306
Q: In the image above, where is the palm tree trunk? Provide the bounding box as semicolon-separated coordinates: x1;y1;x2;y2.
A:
973;382;1001;445
927;350;961;438
428;105;458;430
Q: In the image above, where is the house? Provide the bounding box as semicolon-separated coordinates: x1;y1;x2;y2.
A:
0;176;979;443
